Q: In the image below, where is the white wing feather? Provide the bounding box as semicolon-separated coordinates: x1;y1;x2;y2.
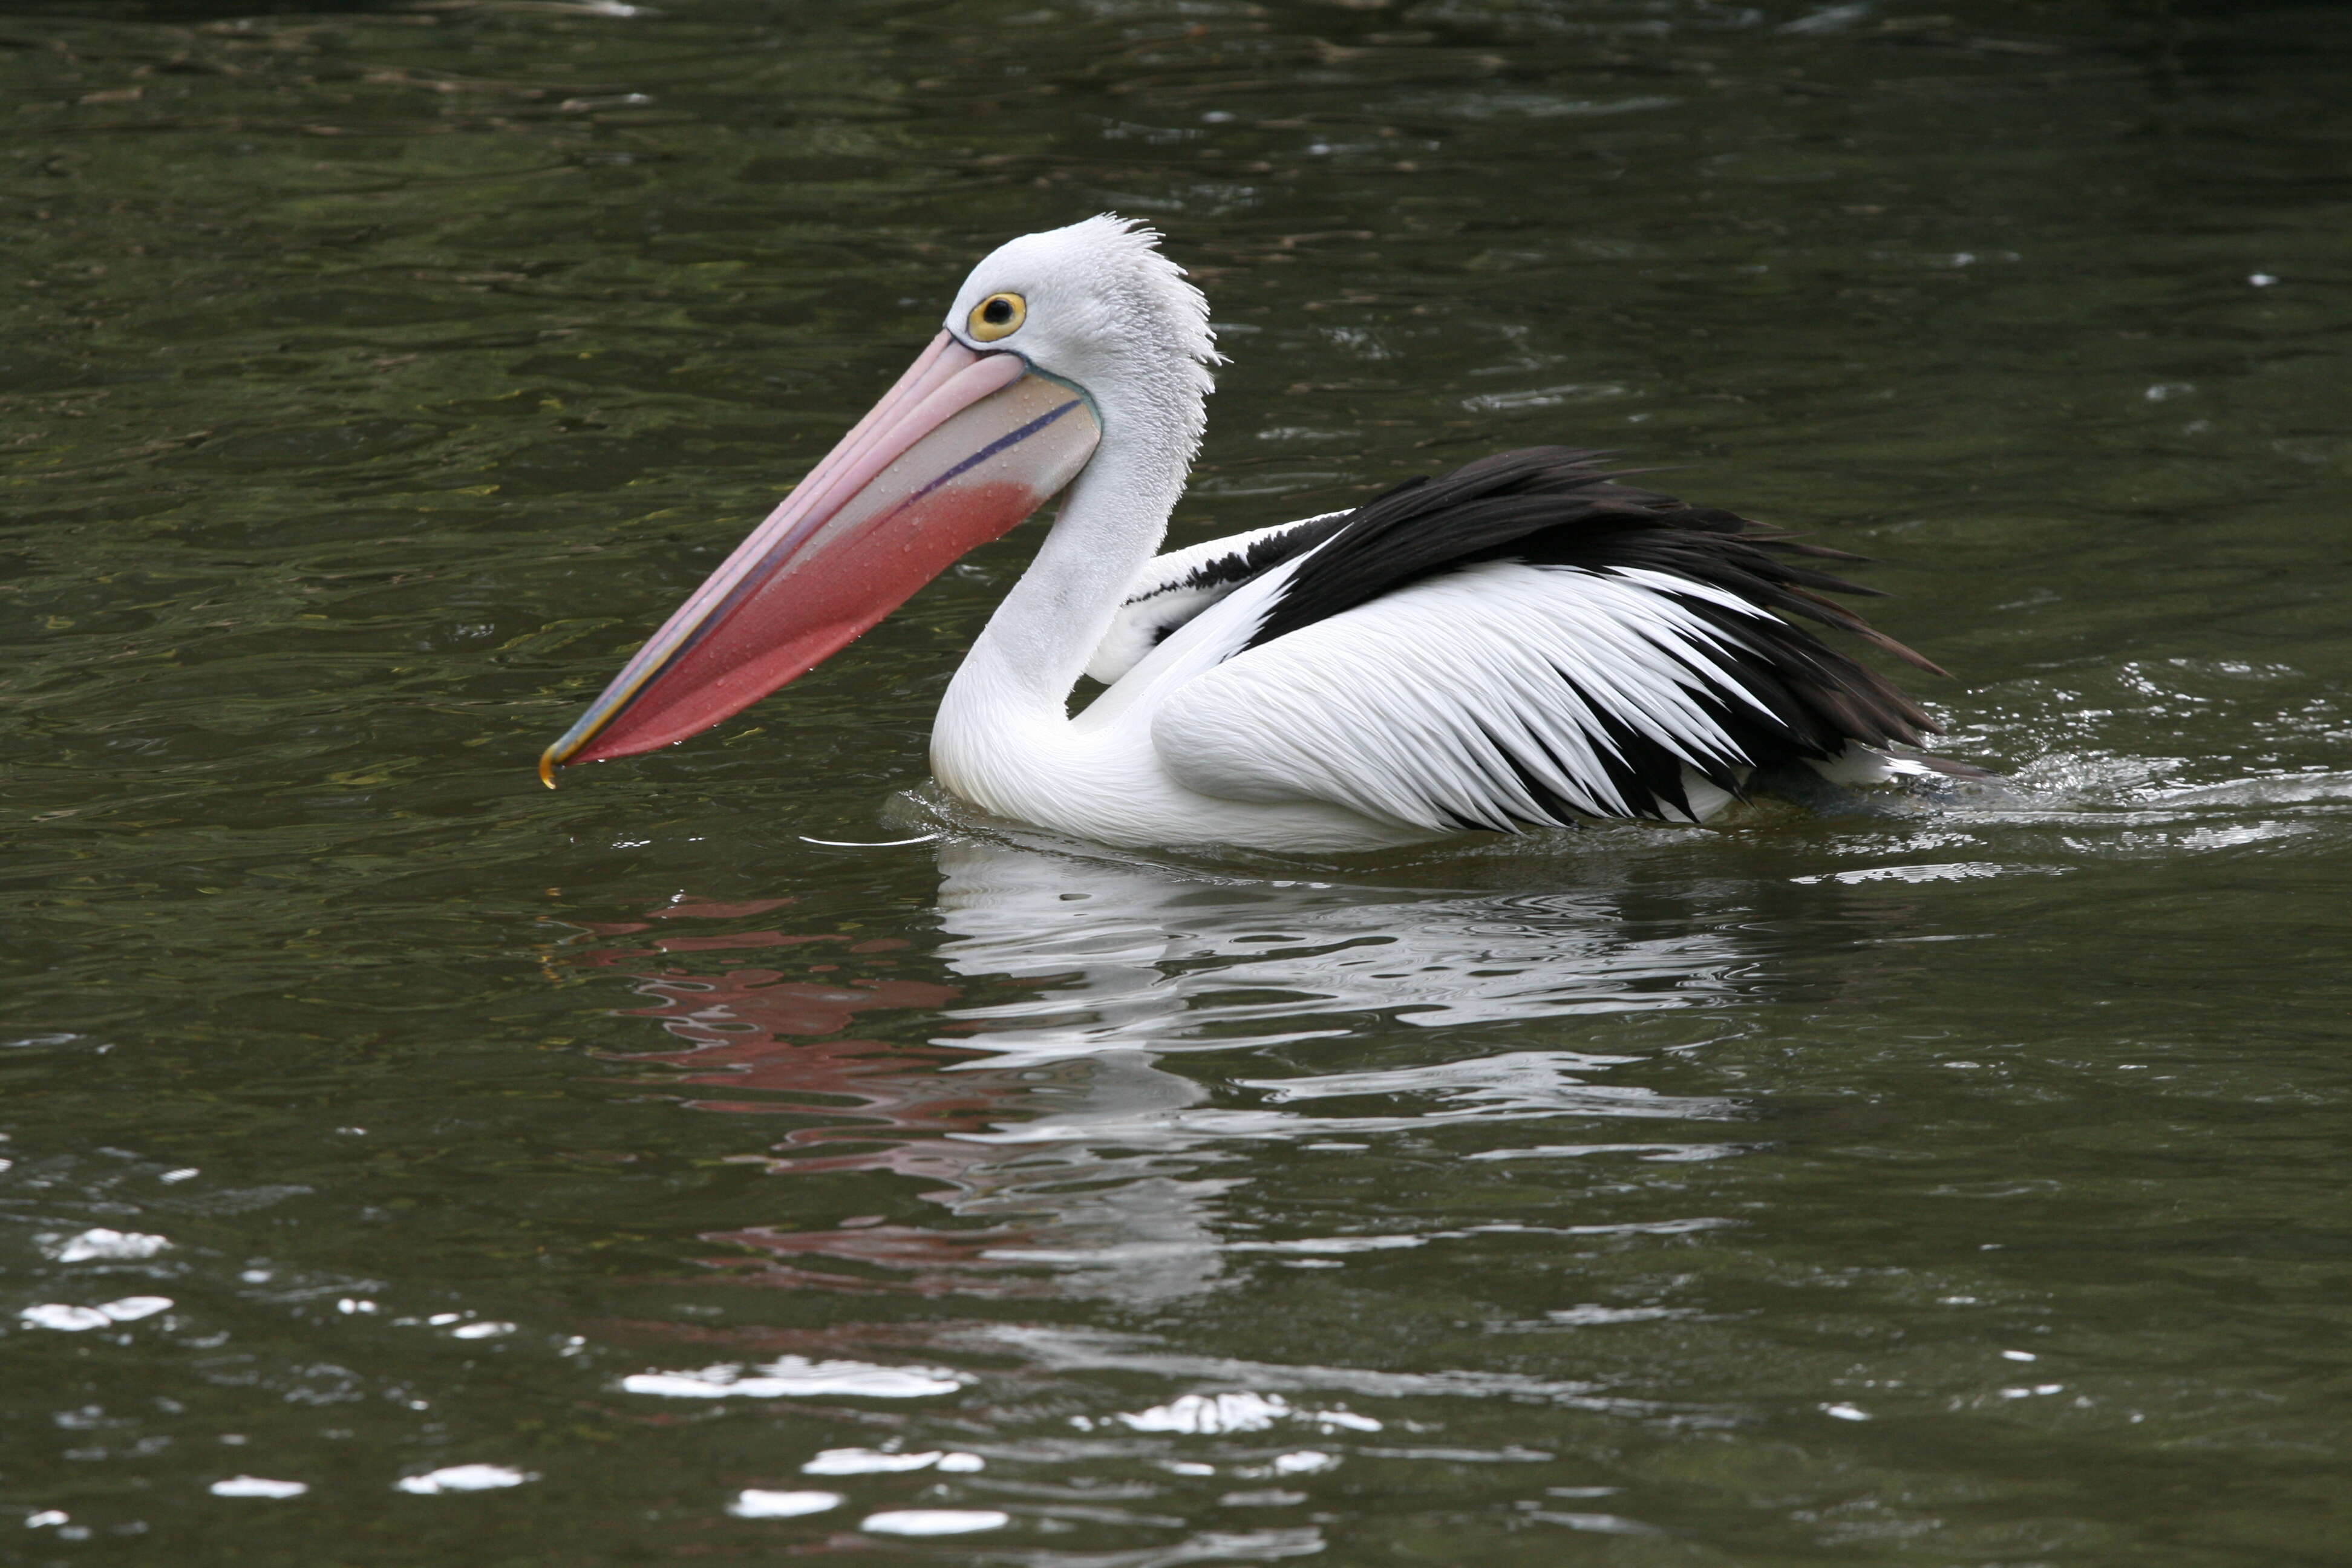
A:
1151;560;1787;830
1085;512;1348;684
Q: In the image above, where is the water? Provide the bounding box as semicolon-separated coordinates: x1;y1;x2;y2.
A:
5;0;2350;1561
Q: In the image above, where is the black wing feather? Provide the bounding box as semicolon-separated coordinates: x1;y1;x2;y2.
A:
1156;511;1351;602
1244;446;1945;809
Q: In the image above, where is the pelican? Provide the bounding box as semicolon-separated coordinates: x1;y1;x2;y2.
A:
541;215;1964;853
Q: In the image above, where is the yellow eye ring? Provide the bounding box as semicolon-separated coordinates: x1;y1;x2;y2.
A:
968;292;1026;342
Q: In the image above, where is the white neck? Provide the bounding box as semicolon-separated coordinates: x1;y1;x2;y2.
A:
961;434;1182;719
930;390;1194;811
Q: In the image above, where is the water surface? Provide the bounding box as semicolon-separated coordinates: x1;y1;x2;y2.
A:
5;1;2351;1563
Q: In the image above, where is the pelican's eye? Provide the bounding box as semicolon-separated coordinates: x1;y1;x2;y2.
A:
968;292;1027;342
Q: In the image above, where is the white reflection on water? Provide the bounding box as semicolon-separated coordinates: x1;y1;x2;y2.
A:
1106;1391;1377;1436
728;1489;841;1519
593;832;1766;1306
889;837;1748;1296
42;1229;172;1263
621;1357;969;1400
394;1463;536;1495
859;1509;1008;1536
929;837;1756;1059
802;1448;985;1474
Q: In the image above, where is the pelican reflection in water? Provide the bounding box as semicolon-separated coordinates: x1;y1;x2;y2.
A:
577;832;1782;1307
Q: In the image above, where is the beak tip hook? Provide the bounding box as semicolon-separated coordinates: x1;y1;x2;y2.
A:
538;751;558;789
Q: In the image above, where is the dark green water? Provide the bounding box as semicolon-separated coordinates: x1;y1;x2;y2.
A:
5;1;2350;1562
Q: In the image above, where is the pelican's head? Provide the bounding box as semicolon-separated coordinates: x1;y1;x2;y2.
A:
538;216;1212;783
943;214;1218;457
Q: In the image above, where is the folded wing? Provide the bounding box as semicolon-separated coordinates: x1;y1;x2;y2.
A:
1149;448;1943;832
1085;511;1350;684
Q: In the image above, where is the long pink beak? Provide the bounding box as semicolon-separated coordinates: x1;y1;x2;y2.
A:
540;333;1101;783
